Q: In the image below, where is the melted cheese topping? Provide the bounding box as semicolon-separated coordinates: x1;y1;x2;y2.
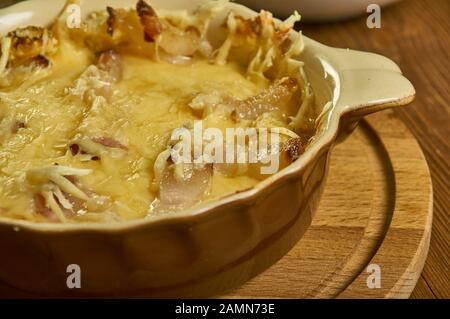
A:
0;47;263;222
0;3;315;223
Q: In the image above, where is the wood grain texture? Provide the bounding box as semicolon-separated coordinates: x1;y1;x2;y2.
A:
300;0;449;299
225;111;432;298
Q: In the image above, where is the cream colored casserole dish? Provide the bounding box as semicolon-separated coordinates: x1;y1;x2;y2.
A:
0;0;414;297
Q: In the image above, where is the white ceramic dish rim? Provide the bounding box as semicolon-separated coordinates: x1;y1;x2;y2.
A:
0;0;415;232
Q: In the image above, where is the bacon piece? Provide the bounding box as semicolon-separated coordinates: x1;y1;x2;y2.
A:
64;175;79;185
97;49;122;82
232;77;299;120
11;121;25;133
92;136;128;150
60;191;86;217
283;137;304;161
159;52;192;65
159;163;212;207
136;0;162;42
29;166;95;222
233;15;260;38
246;137;304;180
34;185;86;221
34;194;58;222
69;143;80;156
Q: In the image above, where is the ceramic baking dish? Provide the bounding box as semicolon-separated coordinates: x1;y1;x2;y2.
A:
0;0;415;297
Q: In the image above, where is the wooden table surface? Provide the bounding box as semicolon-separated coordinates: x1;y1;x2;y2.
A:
301;0;449;298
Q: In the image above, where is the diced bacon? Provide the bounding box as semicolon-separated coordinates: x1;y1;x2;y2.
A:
60;191;86;217
92;136;128;150
159;163;212;207
69;143;80;156
6;26;57;67
97;49;122;82
136;0;162;42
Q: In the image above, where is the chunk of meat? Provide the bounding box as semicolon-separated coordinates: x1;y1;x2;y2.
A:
232;77;299;120
92;136;128;150
159;163;212;207
97;50;122;82
33;178;91;222
106;6;117;36
34;194;58;222
136;1;206;58
59;190;87;217
136;0;162;42
67;50;122;104
30;168;111;222
158;25;201;58
69;143;80;156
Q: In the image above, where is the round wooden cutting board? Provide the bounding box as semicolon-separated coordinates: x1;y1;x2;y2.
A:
225;110;433;299
0;110;432;298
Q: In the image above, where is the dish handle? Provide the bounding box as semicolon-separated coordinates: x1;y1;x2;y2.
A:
328;48;416;141
328;48;415;115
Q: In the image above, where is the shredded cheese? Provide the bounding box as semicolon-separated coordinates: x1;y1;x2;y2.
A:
0;37;11;76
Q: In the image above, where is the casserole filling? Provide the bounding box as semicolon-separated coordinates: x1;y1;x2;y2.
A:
0;0;319;223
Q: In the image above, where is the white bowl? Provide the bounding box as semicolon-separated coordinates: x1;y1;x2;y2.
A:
238;0;403;21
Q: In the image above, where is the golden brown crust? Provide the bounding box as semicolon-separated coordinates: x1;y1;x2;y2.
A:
6;26;57;67
11;121;26;134
233;15;259;38
136;0;162;42
31;54;51;68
